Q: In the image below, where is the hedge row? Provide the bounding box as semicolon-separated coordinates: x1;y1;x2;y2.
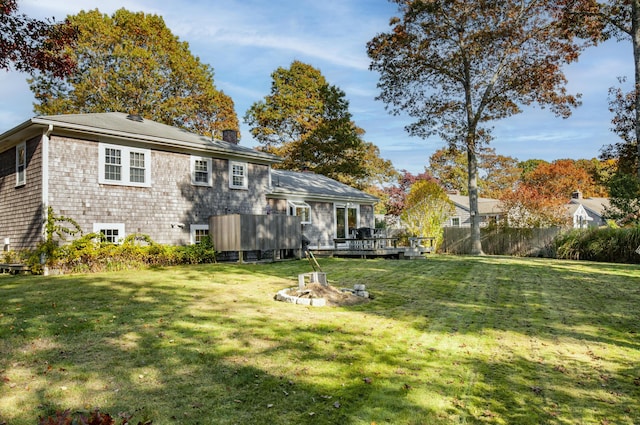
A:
25;233;216;274
553;227;640;263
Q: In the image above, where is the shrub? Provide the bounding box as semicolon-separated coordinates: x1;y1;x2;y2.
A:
27;233;215;274
553;226;640;263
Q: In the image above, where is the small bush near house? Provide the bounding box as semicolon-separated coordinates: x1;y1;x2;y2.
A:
26;233;216;274
554;226;640;263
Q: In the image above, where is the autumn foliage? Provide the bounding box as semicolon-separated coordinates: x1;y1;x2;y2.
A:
0;0;76;77
28;8;237;138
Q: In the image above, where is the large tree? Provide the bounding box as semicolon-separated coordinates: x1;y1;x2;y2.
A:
1;0;76;76
522;158;607;198
245;60;395;189
600;83;640;222
368;0;590;254
28;8;237;137
579;1;640;178
429;147;521;198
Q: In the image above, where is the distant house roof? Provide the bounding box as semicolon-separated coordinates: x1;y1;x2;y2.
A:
569;197;610;217
270;169;378;204
0;112;280;164
447;194;503;215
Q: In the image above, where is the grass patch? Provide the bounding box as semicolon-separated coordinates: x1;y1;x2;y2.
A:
1;256;639;424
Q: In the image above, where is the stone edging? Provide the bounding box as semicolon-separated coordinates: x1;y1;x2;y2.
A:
274;288;327;307
274;284;370;307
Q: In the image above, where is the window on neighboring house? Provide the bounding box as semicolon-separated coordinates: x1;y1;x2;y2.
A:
15;142;26;186
190;224;209;244
451;217;461;227
99;143;150;187
93;223;125;244
191;156;212;186
288;200;311;224
229;161;248;189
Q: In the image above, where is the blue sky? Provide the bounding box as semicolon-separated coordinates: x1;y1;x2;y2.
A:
0;0;634;174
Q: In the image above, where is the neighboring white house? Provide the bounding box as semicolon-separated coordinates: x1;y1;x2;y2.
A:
567;191;610;228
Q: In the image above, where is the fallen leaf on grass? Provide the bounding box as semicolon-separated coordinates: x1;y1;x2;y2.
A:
363;377;372;384
333;402;341;408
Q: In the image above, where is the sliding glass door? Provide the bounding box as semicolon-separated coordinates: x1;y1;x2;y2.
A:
335;204;358;239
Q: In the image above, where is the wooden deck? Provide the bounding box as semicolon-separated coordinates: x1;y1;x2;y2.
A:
319;236;435;259
0;263;31;274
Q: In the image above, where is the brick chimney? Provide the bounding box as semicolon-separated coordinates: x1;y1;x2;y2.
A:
222;129;238;144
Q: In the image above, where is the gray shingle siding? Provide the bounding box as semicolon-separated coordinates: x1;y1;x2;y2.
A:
47;136;271;246
1;114;378;253
0;136;44;250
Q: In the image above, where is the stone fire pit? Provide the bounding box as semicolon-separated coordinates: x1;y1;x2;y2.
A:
274;273;370;307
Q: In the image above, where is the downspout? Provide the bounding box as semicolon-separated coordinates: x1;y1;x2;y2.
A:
41;124;53;244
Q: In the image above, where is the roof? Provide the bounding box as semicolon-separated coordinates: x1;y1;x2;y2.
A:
569;197;610;217
447;194;503;215
0;112;280;164
270;169;378;204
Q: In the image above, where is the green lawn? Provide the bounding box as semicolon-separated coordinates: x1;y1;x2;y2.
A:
1;256;639;424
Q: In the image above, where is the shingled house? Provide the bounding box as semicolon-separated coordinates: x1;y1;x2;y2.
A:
0;113;377;257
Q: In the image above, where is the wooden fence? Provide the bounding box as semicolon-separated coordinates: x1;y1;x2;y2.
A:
441;227;561;256
210;214;301;260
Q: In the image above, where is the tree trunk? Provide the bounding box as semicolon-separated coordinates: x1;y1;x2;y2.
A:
633;0;640;180
467;141;484;255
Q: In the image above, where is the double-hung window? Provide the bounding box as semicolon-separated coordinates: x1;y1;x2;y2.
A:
99;143;151;187
229;161;248;189
288;200;311;224
15;142;26;186
191;156;212;186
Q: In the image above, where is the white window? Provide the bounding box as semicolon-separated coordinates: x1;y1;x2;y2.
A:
16;142;26;186
191;156;212;186
229;161;248;189
451;217;461;227
93;223;125;244
98;143;151;187
190;224;209;245
288;200;311;224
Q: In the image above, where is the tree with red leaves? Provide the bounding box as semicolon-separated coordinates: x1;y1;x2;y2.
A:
0;0;76;77
383;170;438;217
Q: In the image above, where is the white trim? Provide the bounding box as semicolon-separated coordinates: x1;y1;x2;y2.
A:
190;155;213;186
229;160;248;189
15;141;26;187
98;143;151;187
190;224;209;245
42;125;53;242
287;200;311;224
93;223;125;244
334;203;359;239
451;217;461;227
